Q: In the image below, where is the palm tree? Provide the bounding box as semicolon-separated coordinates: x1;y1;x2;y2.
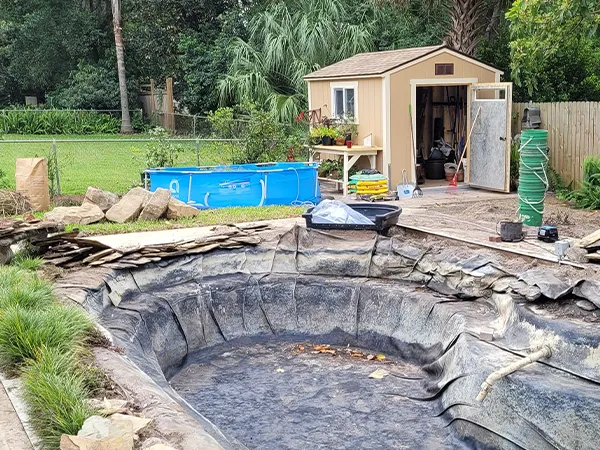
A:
218;0;373;122
382;0;508;56
111;0;133;133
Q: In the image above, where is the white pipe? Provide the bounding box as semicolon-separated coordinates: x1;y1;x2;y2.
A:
476;345;552;402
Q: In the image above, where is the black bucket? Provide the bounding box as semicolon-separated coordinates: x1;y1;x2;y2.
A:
497;220;524;242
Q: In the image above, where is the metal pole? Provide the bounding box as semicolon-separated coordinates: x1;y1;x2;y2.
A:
193;115;197;136
52;139;61;195
195;139;200;166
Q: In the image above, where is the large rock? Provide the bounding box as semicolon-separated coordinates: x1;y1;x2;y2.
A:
83;187;120;212
139;188;171;221
44;203;105;225
105;188;152;223
166;197;200;219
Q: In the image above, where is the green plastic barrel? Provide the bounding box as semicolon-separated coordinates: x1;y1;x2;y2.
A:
518;130;548;226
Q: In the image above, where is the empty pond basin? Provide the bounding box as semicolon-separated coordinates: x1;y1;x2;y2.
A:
170;339;473;450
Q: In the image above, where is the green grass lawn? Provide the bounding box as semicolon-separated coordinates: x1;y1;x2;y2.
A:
0;134;228;195
67;205;305;235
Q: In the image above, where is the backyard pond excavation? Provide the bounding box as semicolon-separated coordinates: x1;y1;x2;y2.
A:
56;226;600;450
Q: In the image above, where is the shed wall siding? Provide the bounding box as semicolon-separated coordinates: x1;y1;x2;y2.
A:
389;52;497;185
308;78;383;172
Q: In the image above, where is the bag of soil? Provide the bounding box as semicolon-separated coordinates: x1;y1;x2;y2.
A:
15;158;50;211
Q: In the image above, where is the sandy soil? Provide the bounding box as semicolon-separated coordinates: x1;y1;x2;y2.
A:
433;194;600;239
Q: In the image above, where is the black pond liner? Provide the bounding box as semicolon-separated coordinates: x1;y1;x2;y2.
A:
77;230;600;450
303;203;401;232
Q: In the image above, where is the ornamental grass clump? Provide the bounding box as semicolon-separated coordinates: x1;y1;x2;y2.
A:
0;277;54;310
22;347;93;449
0;304;93;373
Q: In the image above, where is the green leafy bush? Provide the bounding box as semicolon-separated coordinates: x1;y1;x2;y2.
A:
0;108;120;134
22;347;93;449
135;127;183;168
208;105;305;165
0;304;93;373
564;156;600;209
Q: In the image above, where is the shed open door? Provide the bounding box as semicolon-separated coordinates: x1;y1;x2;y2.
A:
467;82;512;193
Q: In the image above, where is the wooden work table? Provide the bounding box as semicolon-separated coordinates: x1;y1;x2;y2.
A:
308;144;383;196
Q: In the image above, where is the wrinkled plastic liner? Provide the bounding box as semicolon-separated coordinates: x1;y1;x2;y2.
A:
170;338;471;450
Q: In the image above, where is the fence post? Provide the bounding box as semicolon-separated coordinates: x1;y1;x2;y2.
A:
193;115;197;136
195;139;200;166
52;139;61;196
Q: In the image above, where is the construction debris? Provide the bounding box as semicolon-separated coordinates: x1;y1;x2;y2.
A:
0;190;31;216
41;224;268;269
576;229;600;263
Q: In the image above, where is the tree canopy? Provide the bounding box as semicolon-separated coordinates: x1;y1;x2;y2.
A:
0;0;599;114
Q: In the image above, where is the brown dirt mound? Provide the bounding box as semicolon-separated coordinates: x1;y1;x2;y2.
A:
0;190;31;217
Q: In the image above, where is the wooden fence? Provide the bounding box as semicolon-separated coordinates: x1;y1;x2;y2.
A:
512;102;600;187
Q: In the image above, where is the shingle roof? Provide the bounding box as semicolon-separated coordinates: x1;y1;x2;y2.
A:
305;45;454;79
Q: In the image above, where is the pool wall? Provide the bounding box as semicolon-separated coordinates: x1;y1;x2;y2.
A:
147;162;321;209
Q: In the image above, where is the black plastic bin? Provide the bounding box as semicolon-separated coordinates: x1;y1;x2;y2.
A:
303;203;401;233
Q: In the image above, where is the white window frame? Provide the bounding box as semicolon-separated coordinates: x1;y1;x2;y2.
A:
330;81;359;123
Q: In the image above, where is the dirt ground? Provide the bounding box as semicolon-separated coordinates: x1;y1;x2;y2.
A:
433;194;600;239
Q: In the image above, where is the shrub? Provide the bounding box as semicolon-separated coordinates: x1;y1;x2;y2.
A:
565;155;600;209
135;127;183;168
0;304;93;373
208;105;305;165
22;347;93;449
0;108;121;134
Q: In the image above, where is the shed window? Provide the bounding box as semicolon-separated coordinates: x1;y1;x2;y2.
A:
331;85;356;119
435;63;454;75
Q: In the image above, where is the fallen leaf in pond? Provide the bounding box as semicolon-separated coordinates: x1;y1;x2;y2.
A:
276;368;285;373
369;369;390;379
367;354;375;360
297;345;305;351
376;354;386;361
350;352;364;357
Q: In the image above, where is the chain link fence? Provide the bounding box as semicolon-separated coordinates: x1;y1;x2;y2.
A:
0;137;243;196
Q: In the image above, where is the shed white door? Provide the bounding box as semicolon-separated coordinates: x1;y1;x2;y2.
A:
467;82;512;193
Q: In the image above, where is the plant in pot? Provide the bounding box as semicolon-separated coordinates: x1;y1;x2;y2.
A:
320;126;337;146
338;115;358;144
309;126;323;145
334;129;345;146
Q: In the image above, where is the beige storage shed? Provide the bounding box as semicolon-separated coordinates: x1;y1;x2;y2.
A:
305;44;513;192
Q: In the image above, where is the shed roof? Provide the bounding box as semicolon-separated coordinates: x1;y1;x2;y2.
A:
304;45;501;80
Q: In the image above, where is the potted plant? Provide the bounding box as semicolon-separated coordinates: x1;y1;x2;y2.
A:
320;126;336;146
309;126;323;145
337;114;358;144
334;129;345;146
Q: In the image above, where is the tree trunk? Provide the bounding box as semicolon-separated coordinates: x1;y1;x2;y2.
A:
111;0;133;134
445;0;487;56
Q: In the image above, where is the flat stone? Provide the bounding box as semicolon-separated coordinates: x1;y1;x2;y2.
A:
0;246;13;265
60;434;133;450
139;188;171;221
565;247;589;263
83;187;120;212
145;445;177;450
88;398;128;415
109;413;152;434
518;269;573;300
106;188;152;223
166;197;200;219
573;280;600;308
44;203;105;225
575;299;597;312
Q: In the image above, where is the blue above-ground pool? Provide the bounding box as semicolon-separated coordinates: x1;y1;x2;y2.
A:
146;162;321;209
